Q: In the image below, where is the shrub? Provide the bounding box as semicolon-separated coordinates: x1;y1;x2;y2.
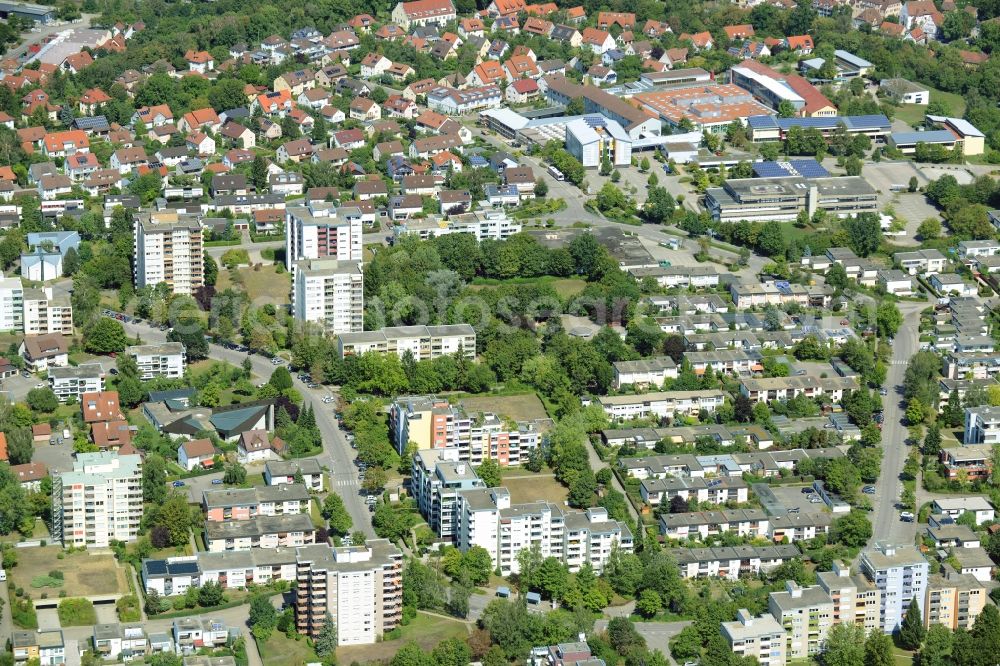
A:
57;598;97;626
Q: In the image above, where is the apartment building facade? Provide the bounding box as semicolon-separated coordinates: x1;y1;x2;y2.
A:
127;342;186;379
294;541;403;645
391;395;540;465
722;610;787;666
768;582;834;659
48;363;105;402
22;288;73;335
337;324;477;361
134;213;204;295
52;452;143;547
860;542;929;633
0;271;24;331
412;448;486;538
924;569;987;630
291;259;364;335
285;201;363;270
816;561;882;633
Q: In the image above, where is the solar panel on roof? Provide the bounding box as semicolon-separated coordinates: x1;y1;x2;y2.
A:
145;560;167;575
788;159;829;178
170;561;199;575
753;161;792;178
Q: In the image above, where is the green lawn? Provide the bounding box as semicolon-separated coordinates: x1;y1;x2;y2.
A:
894;87;967;127
259;631;318;666
216;264;291;304
337;612;469;663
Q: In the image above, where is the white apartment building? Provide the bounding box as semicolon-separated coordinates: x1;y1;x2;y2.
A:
591;390;726;421
285;202;363;272
640;476;749;506
142;549;300;597
337;324;477;361
412;448;486;538
393;210;523;241
294;541;403;645
22;287;73;335
0;271;24;331
816;561;882;633
768;582;835;660
611;356;678;389
48;363;105;402
722;610;788;666
264;459;325;492
134;213;204;295
963;405;1000;445
672;545;802;580
456;486;632;575
392;395;540;465
659;509;769;541
291;259;363;334
52;452;143;548
127;342;186;379
931;497;996;525
739;375;859;404
860;542;929;633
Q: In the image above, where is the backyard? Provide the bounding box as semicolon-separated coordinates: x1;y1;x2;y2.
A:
216;264;291;304
336;612;470;663
259;630;318;666
9;547;128;601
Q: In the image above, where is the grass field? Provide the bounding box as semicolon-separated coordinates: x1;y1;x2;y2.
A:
259;631;318;666
459;393;549;422
216;264;291;304
894;88;967;126
10;547;127;601
467;276;587;300
337;612;469;663
503;473;568;505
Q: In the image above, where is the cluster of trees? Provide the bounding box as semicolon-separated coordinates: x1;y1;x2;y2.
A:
925;174;1000;240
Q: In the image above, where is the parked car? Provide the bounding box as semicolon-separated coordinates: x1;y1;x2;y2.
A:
900;511;915;522
212;479;224;485
862;485;876;494
879;388;888;396
172;480;185;487
801;487;814;494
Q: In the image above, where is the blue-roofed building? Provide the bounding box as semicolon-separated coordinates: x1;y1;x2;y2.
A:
888;129;961;156
754;160;829;179
210;401;275;441
72;115;111;135
468;155;490;168
923;115;986;156
746;114;891;143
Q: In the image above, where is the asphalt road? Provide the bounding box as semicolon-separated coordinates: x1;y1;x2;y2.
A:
117;317;375;538
870;302;925;544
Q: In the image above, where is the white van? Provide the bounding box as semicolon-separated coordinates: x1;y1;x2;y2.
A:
0;569;7;581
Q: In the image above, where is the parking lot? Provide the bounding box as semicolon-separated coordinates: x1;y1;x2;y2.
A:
767;484;827;515
32;440;76;475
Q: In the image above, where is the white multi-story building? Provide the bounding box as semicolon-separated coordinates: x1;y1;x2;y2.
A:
0;271;24;331
392;395;540;465
393;210;522;241
964;406;1000;445
134;213;204;295
294;541;403;645
722;609;788;666
455;486;632;575
337;324;476;361
816;561;882;633
48;363;105;402
591;390;725;421
127;342;186;379
285;202;363;272
612;357;678;389
52;452;143;548
292;259;363;335
264;459;325;492
412;448;486;538
22;287;73;335
860;542;929;633
768;582;835;660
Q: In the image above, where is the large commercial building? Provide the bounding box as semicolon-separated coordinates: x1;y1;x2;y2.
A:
52;452;143;548
291;259;364;335
393;396;540;464
127;342;186;379
285;202;363;271
704;176;878;222
337;324;476;361
730;60;836;117
294;541;403;645
134;213;204;295
860;542;929;633
632;83;772;134
540;74;661;139
455;486;633;575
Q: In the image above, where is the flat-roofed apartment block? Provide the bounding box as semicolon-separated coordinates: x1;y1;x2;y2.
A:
671;544;802;580
817;560;882;633
292;259;363;334
22;287;72;335
52;452;143;547
893;248;947;275
412;448;486;538
393;209;522;241
337;324;476;360
659;509;769;541
285;201;363;269
455;486;632;575
134;212;204;295
396;397;540;465
48;362;105;401
204;513;316;552
127;342;186;379
294;541;403;645
611;356;678;389
0;270;23;331
768;581;834;659
705;176;877;222
722;610;787;666
963;405;1000;445
924;568;987;630
860;542;929;633
739;375;858;404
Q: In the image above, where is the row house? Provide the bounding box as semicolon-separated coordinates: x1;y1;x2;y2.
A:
640;475;749;506
589;390;726;421
659;509;770;541
672;545;802;580
739;375;859;404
